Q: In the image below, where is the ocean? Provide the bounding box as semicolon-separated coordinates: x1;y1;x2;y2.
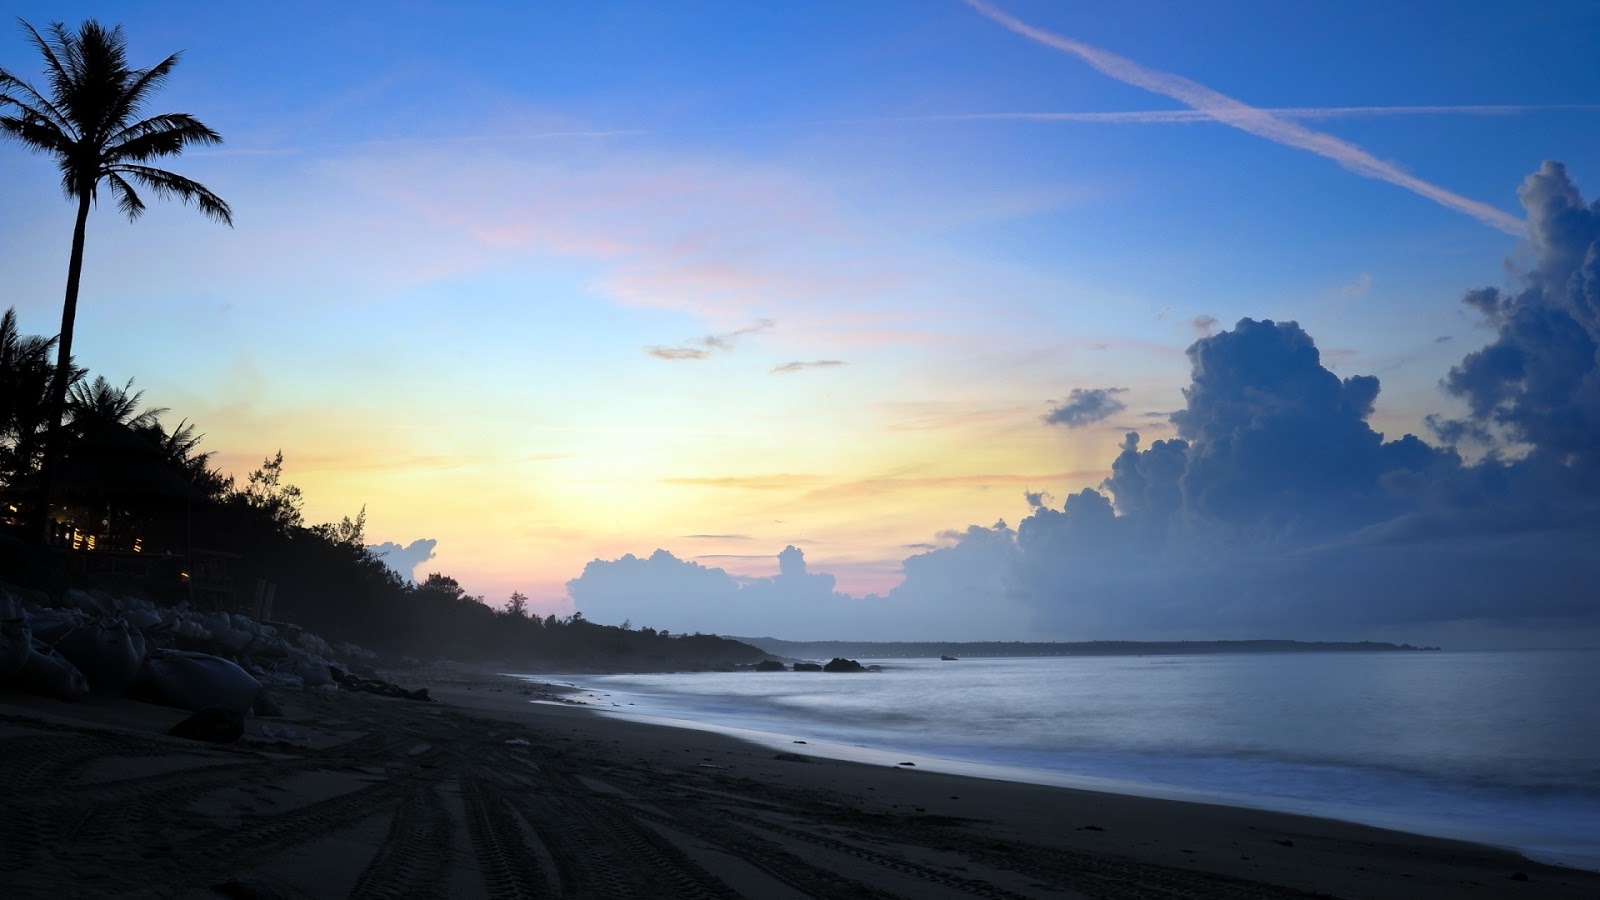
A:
517;650;1600;871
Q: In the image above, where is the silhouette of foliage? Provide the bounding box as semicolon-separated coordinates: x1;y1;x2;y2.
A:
0;19;232;536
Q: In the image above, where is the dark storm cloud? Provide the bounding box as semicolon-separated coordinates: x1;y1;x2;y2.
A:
369;538;437;584
771;359;847;374
1043;387;1128;428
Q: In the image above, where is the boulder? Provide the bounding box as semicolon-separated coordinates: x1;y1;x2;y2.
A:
823;657;865;673
792;662;822;672
755;659;786;672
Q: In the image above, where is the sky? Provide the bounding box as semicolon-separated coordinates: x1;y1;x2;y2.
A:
3;1;1599;647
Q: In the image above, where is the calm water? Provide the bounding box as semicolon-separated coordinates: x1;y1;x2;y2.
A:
521;651;1600;870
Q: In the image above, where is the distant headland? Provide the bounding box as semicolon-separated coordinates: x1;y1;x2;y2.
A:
736;638;1441;659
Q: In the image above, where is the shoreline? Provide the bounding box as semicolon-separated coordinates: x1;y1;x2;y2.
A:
1;664;1596;898
509;665;1600;875
437;666;1600;897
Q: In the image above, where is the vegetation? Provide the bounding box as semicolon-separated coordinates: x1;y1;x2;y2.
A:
0;20;763;671
0;309;762;669
0;19;232;537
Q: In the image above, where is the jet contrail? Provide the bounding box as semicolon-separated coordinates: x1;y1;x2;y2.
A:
965;0;1526;236
887;104;1599;126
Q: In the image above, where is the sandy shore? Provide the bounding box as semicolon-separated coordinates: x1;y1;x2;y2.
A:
1;666;1595;899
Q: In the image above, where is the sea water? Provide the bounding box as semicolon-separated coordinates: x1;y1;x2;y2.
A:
519;650;1600;870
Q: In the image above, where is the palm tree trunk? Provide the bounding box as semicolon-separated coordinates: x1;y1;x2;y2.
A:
33;190;92;545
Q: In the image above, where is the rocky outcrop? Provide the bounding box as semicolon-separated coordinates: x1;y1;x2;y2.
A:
823;657;865;673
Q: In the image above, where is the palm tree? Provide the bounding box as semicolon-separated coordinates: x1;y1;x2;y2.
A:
0;19;232;537
0;307;63;485
67;375;166;433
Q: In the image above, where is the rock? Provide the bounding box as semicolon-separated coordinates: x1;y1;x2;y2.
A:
823;657;865;673
755;659;786;672
792;662;822;672
169;707;245;743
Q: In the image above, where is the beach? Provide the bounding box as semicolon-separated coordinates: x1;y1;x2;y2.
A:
2;666;1596;900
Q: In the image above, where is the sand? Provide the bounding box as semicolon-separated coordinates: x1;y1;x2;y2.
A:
1;665;1595;899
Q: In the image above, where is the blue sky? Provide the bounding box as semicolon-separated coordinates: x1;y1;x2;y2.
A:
4;2;1599;644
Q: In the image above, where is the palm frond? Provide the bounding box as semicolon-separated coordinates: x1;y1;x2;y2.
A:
19;21;75;111
0;66;74;136
108;52;178;127
108;162;232;225
106;112;222;161
0;110;72;154
104;170;145;219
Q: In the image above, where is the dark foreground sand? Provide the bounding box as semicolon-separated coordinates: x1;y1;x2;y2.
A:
2;666;1595;900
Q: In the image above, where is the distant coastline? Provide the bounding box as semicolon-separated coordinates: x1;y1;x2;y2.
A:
735;637;1440;659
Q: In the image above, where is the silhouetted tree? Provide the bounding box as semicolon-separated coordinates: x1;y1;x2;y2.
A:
239;451;303;531
506;591;529;618
67;375;163;433
0;19;232;537
0;309;61;484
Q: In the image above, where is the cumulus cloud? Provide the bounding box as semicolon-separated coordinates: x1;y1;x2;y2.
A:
569;538;1029;640
647;319;774;361
572;163;1600;646
1043;387;1128;428
1432;161;1600;470
369;538;438;584
771;359;847;374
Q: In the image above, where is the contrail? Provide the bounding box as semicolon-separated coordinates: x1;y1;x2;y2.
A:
886;104;1599;126
965;0;1526;236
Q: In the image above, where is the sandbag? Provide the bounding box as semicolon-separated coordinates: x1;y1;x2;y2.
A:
38;616;146;694
120;607;162;631
133;648;265;716
0;617;30;682
16;640;89;700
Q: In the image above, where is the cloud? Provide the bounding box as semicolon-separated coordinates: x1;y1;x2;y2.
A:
965;1;1524;235
648;319;775;361
647;346;710;361
879;104;1600;127
565;166;1600;644
771;359;848;374
569;539;1031;640
369;538;438;584
1340;273;1374;297
1043;387;1128;428
1432;161;1600;469
1005;255;1597;642
683;533;753;540
1190;314;1219;337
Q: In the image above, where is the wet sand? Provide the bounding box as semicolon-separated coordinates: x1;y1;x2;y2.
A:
1;666;1595;899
